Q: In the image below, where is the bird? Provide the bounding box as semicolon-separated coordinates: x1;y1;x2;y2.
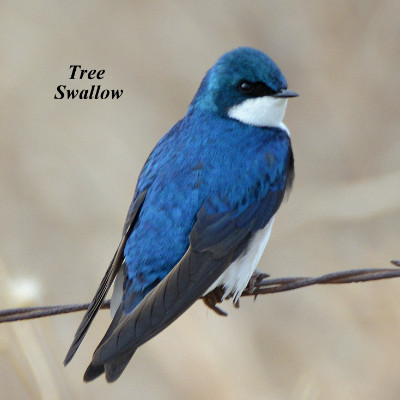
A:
64;47;297;382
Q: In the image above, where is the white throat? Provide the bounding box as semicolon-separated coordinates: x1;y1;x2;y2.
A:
227;96;288;127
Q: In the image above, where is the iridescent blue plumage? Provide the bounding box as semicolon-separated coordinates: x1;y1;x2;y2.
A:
123;112;291;312
64;47;297;382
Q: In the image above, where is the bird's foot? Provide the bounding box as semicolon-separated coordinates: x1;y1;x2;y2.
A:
202;287;228;317
247;269;270;295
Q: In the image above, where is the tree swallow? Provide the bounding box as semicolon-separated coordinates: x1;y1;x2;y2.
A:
64;47;297;382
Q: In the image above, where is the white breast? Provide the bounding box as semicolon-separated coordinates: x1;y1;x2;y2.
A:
205;216;275;302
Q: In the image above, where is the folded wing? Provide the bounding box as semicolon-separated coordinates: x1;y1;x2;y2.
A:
85;185;286;382
64;191;147;365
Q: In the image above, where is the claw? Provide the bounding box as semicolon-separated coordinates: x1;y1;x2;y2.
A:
202;286;228;317
247;269;270;295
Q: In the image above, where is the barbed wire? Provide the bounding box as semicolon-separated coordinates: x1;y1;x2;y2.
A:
1;260;399;323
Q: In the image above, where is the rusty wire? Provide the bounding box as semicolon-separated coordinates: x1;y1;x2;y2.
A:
1;260;399;324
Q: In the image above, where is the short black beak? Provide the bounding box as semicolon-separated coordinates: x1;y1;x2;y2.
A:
273;89;299;98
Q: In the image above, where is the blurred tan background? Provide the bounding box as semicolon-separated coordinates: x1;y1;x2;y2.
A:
1;1;400;399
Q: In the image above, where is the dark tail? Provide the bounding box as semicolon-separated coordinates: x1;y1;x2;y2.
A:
82;303;136;382
84;349;136;383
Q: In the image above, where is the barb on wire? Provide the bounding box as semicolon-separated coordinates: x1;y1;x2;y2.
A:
243;261;400;296
0;260;399;324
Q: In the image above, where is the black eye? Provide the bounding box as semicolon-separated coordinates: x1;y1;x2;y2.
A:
237;80;276;97
237;80;254;94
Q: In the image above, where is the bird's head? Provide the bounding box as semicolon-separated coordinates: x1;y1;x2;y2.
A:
190;47;298;127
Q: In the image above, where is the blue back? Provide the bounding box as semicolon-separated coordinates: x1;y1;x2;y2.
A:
123;108;292;311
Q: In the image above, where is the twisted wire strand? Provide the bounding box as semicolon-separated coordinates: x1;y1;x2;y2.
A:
1;260;399;323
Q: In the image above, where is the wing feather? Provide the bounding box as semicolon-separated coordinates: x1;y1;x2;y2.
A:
63;190;147;365
83;151;292;381
85;192;281;381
